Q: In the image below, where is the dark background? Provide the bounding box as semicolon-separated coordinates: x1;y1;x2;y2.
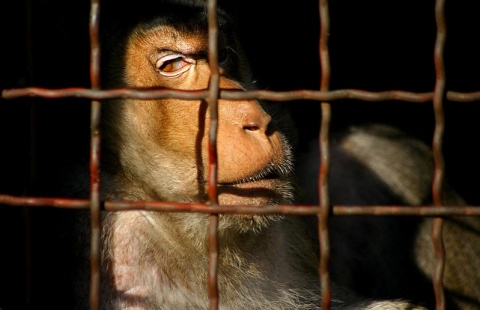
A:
1;0;479;309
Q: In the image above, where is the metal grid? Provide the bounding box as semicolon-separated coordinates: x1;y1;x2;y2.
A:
1;0;480;309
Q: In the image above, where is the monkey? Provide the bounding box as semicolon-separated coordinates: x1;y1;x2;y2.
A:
1;1;479;310
13;0;468;309
43;1;435;309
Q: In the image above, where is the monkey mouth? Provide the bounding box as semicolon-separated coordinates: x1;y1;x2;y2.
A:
212;162;294;206
217;162;292;187
208;160;295;205
220;171;279;186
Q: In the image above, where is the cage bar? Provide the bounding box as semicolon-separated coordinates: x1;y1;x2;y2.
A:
318;0;332;308
4;87;480;103
88;0;101;309
1;194;480;216
206;0;220;308
431;0;448;308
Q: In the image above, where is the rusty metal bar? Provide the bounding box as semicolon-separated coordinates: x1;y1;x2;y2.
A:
0;195;91;208
2;194;480;215
206;0;220;308
432;0;447;308
318;0;332;308
24;0;35;303
88;1;101;309
448;91;480;102
4;87;480;103
2;194;480;216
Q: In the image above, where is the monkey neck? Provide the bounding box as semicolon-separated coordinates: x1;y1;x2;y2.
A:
130;212;296;269
159;214;316;274
105;211;319;306
157;213;280;256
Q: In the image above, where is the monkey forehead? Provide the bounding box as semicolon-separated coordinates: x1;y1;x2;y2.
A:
129;25;208;55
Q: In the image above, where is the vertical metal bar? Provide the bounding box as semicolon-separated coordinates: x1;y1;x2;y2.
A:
206;0;220;309
318;0;332;309
89;1;102;310
432;0;447;309
25;0;34;304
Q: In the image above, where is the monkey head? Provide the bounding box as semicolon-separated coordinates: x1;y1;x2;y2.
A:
100;3;295;232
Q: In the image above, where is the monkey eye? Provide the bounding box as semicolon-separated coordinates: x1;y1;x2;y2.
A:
155;54;195;77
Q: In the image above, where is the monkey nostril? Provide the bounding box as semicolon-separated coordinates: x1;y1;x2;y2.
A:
239;104;272;133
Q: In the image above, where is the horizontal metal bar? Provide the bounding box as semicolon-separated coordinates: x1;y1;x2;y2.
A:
2;88;480;103
1;87;210;100
1;195;479;216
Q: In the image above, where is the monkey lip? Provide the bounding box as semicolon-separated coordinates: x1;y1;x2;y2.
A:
211;161;293;192
217;170;284;189
214;169;292;206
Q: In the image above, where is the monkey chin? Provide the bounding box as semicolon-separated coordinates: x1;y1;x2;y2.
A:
218;214;284;234
216;177;294;234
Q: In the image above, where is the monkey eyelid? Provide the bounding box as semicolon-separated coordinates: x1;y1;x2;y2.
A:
155;53;196;78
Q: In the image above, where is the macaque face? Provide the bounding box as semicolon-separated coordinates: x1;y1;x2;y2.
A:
104;10;294;221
